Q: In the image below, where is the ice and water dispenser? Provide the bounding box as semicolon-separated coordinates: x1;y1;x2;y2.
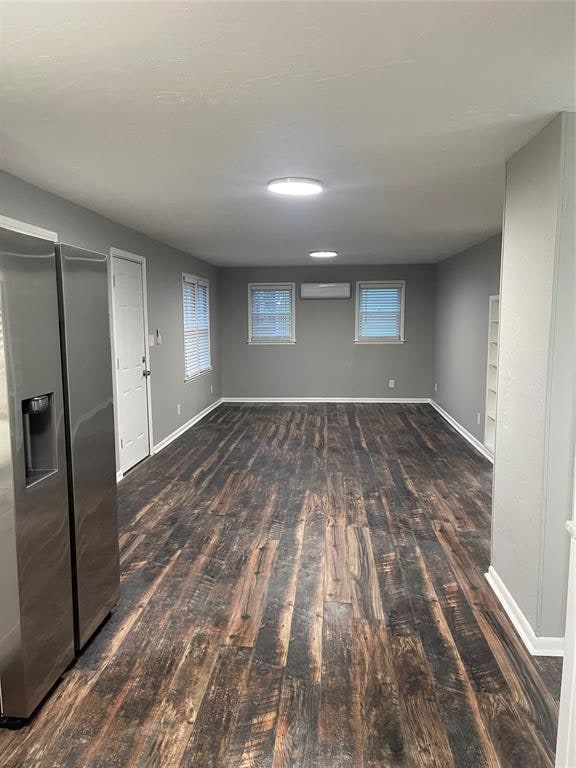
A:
22;393;56;486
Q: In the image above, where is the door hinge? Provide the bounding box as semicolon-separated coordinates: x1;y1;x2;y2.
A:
120;438;124;449
112;274;116;287
116;358;120;370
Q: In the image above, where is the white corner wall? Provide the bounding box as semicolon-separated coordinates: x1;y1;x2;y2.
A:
540;112;575;635
491;112;575;645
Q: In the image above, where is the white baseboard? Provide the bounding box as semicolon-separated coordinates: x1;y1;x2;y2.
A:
429;399;494;463
119;399;492;480
221;396;430;404
116;396;424;482
485;566;564;657
152;398;223;454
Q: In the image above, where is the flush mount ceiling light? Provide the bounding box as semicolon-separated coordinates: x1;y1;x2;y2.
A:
310;250;338;259
267;177;323;196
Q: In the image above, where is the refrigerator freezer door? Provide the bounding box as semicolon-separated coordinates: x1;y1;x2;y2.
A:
57;244;120;650
0;228;74;719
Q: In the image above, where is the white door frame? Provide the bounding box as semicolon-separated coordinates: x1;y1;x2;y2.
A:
109;248;153;480
556;453;576;767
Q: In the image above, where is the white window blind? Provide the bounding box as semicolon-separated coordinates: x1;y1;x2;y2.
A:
356;281;405;342
183;274;211;379
248;283;295;343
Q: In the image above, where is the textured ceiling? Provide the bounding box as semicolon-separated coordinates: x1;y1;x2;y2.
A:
1;1;574;266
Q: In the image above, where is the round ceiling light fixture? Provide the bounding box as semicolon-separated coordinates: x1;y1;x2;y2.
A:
309;250;338;259
267;177;323;196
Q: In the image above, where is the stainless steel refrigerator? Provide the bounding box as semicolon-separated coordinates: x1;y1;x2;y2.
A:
0;229;120;722
56;243;120;652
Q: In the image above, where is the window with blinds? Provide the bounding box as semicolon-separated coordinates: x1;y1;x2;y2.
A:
183;274;211;379
355;281;405;342
248;283;295;343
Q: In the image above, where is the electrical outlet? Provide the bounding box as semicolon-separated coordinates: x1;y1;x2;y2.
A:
388;379;395;389
477;412;481;425
210;384;214;394
434;382;438;393
177;404;181;415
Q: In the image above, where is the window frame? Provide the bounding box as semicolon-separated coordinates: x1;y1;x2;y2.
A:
354;280;406;344
247;282;297;345
182;272;212;381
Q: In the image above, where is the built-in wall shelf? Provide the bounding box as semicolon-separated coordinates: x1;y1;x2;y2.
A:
484;295;500;455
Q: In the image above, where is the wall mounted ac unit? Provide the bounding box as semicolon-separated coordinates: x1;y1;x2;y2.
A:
300;282;351;299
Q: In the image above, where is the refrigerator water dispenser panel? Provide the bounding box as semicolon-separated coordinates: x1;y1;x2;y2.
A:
22;393;57;486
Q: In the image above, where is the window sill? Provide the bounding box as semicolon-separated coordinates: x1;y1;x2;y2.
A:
354;339;406;345
185;367;212;383
247;340;297;345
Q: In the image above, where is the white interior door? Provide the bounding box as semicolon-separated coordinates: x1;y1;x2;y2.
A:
112;255;150;473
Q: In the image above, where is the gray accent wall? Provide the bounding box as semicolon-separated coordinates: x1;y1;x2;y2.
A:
0;171;221;449
219;265;435;399
433;236;502;442
492;112;575;639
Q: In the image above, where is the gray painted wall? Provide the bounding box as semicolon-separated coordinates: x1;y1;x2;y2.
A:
492;113;574;638
0;171;221;449
219;265;435;399
433;236;502;442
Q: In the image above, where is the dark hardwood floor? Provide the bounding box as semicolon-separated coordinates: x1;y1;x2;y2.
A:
0;403;562;767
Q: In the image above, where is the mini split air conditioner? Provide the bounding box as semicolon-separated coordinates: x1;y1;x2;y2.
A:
300;282;351;299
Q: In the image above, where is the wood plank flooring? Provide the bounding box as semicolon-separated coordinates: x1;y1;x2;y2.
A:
0;403;562;767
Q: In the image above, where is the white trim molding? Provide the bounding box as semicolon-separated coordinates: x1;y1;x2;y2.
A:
118;398;495;482
221;396;429;404
116;397;432;483
0;214;57;241
557;525;576;767
429;399;494;463
485;566;564;657
152;398;223;454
